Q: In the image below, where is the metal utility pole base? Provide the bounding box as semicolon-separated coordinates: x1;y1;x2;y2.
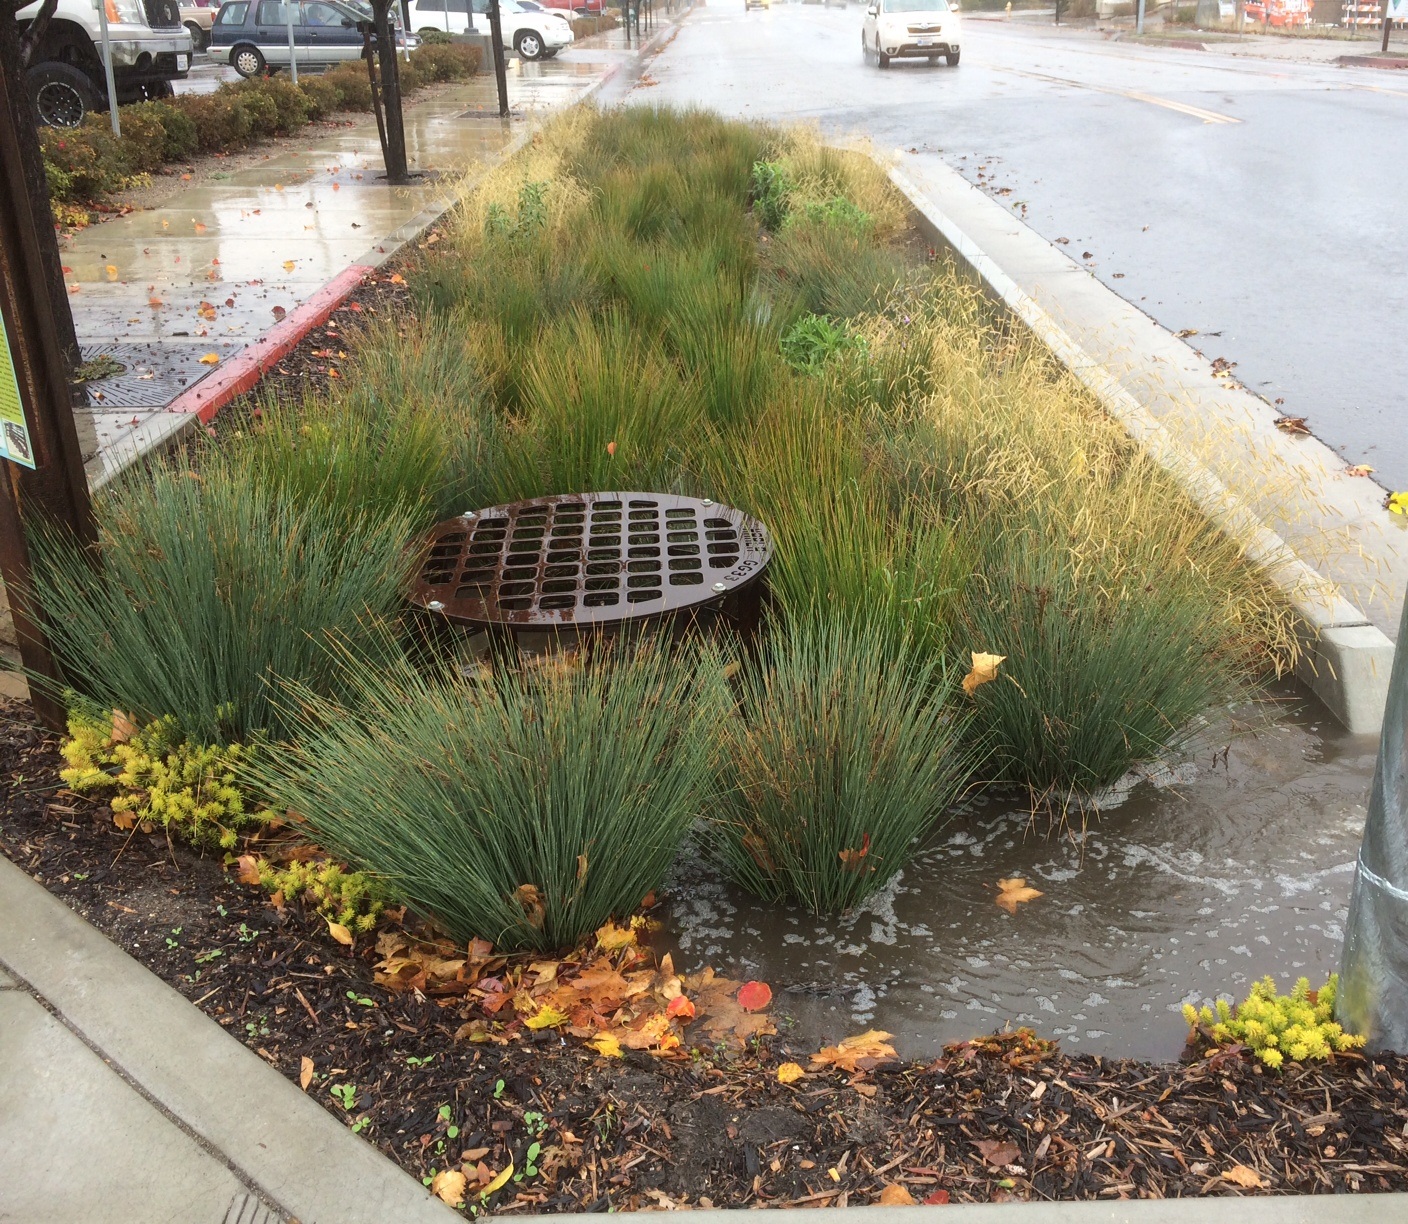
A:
1339;591;1408;1051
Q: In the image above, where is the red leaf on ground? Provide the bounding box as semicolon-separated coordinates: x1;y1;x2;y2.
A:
737;980;772;1012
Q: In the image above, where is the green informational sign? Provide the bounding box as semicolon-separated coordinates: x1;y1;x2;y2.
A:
0;306;36;469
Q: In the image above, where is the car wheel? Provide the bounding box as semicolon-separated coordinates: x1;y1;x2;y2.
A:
877;41;889;67
27;61;100;128
946;49;960;65
515;29;544;59
184;21;210;51
232;44;266;77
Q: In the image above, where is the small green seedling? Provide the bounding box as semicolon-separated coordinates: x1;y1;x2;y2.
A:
351;1117;370;1134
345;990;375;1008
195;949;223;964
237;923;259;943
524;1141;542;1177
330;1083;357;1111
523;1110;546;1137
405;1054;435;1068
493;1078;505;1100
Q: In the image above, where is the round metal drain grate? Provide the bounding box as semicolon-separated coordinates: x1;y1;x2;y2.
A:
411;492;772;632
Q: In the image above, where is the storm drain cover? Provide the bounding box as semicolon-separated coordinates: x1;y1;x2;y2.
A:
77;342;242;409
410;492;772;630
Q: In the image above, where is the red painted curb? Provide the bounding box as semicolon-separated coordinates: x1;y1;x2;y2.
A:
168;262;375;425
1338;54;1408;70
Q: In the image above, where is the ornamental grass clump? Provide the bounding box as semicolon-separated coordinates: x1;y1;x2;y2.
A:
230;312;501;525
31;459;413;744
713;616;977;914
1183;975;1365;1070
252;636;732;951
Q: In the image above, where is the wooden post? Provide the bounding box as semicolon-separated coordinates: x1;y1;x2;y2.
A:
1382;0;1393;53
0;27;96;731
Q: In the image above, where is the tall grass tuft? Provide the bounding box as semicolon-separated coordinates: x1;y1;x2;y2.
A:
713;616;976;914
252;636;732;951
496;309;703;498
230;312;502;525
30;459;414;744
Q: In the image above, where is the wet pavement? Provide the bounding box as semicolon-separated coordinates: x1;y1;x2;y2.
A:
663;680;1378;1061
64;49;626;485
629;5;1408;492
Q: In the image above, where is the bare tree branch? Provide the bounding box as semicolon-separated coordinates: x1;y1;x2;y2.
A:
18;0;61;66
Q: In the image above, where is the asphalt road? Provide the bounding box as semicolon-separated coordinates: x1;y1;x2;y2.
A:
635;7;1408;491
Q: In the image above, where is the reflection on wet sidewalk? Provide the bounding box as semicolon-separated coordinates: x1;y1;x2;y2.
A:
663;680;1376;1062
62;59;609;485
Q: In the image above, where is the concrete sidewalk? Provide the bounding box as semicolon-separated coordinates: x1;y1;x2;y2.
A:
0;854;457;1224
56;26;681;491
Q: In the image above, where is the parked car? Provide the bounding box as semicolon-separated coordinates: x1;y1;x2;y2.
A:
862;0;959;66
181;0;215;49
209;0;416;77
406;0;572;60
18;0;193;126
745;0;771;10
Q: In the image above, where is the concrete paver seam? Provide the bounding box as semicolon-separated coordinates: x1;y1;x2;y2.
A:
885;161;1394;734
0;951;289;1220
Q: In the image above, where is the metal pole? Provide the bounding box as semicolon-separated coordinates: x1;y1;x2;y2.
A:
1339;592;1408;1050
1382;0;1393;53
1137;0;1146;32
287;0;298;84
95;0;120;136
487;0;508;118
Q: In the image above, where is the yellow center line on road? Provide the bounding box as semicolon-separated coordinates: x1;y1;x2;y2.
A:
1347;82;1408;99
991;66;1242;124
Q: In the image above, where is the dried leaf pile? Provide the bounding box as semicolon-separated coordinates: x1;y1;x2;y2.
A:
6;704;1408;1213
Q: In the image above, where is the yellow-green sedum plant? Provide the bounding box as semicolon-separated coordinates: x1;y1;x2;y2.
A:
253;857;385;934
60;704;261;851
1182;975;1365;1070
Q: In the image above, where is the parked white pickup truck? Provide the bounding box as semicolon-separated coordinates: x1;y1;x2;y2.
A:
18;0;194;126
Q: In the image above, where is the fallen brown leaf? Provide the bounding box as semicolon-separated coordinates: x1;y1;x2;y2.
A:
974;1138;1021;1167
877;1184;916;1206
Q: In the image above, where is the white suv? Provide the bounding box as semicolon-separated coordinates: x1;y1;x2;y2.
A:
863;0;959;67
19;0;194;126
407;0;573;60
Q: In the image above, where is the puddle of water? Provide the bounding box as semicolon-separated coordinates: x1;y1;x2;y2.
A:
660;679;1376;1061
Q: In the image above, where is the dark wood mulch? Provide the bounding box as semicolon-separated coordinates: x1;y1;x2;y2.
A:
4;698;1407;1213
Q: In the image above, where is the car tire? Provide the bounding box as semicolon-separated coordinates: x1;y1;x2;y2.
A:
877;42;889;67
184;20;210;51
27;61;100;128
515;29;544;59
946;49;959;65
231;43;266;77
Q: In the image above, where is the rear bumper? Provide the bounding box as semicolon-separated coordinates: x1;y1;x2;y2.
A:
108;31;193;73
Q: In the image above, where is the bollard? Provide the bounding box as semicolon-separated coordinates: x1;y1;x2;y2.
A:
1339;590;1408;1051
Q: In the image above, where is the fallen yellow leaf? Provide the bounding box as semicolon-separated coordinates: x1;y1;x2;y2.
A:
326;918;354;946
811;1030;897;1074
482;1159;514;1196
283;259;296;271
962;651;1005;696
776;1062;805;1084
1222;1164;1266;1189
389;273;406;285
994;877;1043;915
105;264;119;280
198;353;220;365
877;1184;916;1206
588;1033;623;1059
595;921;636;952
431;1169;467;1205
525;1004;570;1030
299;1056;314;1091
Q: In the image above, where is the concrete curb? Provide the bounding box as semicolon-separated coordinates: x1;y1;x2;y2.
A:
0;854;457;1224
886;163;1395;735
1337;53;1408;69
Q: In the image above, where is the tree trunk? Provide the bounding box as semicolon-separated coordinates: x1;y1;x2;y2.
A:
373;0;409;184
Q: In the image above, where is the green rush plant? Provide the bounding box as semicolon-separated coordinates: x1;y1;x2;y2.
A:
30;459;414;744
250;635;733;951
713;614;977;914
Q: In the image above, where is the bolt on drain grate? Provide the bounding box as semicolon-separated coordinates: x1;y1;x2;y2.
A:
411;492;772;631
